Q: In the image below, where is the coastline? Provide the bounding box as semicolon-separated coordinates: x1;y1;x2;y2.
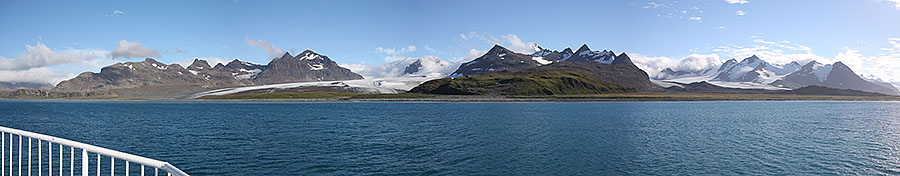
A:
4;93;900;102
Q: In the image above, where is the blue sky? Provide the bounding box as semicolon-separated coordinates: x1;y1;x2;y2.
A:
2;0;900;84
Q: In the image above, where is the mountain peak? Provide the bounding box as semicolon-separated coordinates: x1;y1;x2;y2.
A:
575;44;591;53
279;52;293;59
300;49;318;55
143;58;160;63
833;61;847;67
611;53;636;66
188;59;211;70
297;49;325;60
487;44;510;54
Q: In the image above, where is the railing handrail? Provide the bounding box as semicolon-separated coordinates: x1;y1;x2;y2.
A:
0;125;189;176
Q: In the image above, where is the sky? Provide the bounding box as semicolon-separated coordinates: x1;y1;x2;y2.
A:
2;0;900;84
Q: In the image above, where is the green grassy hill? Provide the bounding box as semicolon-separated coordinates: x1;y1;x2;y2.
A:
410;69;636;96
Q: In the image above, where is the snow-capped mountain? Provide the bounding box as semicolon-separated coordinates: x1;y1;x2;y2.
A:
451;44;635;77
530;45;573;65
55;50;364;91
657;67;719;80
401;56;457;77
217;59;267;80
712;55;801;83
347;56;459;79
769;61;832;88
655;55;899;95
565;44;616;64
451;45;544;77
253;50;363;84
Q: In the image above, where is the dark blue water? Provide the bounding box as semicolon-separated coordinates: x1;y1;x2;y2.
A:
2;100;900;175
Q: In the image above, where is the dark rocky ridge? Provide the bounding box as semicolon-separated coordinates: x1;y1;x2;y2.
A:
54;50;363;93
822;62;899;95
253;50;363;84
449;44;660;92
451;45;543;76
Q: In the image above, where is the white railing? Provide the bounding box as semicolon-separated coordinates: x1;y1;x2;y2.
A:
0;126;189;176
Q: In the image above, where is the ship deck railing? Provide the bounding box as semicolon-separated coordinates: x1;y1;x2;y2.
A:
0;125;189;176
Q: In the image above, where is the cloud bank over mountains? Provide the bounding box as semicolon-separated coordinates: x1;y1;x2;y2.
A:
0;40;163;85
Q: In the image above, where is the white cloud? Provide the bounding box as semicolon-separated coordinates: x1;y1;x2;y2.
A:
644;2;665;9
0;42;110;71
457;32;540;55
454;48;487;62
629;53;677;78
0;68;75;85
99;10;125;17
688;17;702;21
883;0;900;9
111;40;161;59
375;45;417;55
458;31;499;43
736;10;746;16
244;36;285;58
829;38;900;83
500;34;540;54
725;0;749;4
341;56;460;78
630;53;722;79
714;38;824;65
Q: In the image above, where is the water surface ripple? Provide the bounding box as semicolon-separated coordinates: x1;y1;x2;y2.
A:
2;100;900;175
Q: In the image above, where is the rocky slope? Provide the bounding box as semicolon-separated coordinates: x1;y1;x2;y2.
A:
253;50;362;84
410;69;636;95
54;58;240;91
55;50;363;93
451;45;545;77
448;44;660;92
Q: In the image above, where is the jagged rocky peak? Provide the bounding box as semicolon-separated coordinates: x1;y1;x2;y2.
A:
567;44;616;63
487;44;511;55
562;48;574;54
253;49;363;84
575;44;592;54
278;52;294;60
187;58;211;70
611;53;636;66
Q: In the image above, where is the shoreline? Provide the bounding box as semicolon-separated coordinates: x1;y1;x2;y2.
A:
4;96;900;102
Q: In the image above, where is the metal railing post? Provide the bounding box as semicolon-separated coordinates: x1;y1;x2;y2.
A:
48;142;51;176
81;149;87;176
69;147;72;176
28;138;31;176
39;140;42;176
95;154;99;176
2;132;4;176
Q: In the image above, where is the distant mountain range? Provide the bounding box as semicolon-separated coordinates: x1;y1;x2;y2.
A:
0;82;53;91
54;50;362;92
656;55;900;95
414;44;661;95
6;42;895;98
